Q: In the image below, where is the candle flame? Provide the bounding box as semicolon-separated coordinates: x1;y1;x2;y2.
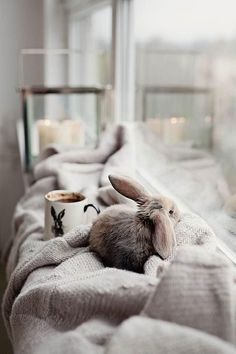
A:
170;117;186;124
37;119;59;126
44;119;52;126
170;117;178;124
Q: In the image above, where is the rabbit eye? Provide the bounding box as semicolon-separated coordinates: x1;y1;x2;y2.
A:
169;210;174;215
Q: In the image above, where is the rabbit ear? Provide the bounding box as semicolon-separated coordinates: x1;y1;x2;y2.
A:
108;174;149;203
58;209;65;220
51;206;57;221
152;212;176;259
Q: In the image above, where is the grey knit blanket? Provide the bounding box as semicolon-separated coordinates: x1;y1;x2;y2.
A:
2;125;236;354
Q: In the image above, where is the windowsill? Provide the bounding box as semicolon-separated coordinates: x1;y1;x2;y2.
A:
133;124;236;265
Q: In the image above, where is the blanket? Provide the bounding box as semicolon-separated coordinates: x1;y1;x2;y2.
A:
2;125;236;354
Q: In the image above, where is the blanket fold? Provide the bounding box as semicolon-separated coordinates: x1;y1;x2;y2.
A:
143;246;235;344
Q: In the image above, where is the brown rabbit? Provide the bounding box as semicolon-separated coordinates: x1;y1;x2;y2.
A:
89;174;181;273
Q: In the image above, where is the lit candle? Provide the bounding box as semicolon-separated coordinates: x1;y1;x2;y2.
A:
37;120;60;152
37;119;85;152
163;117;186;144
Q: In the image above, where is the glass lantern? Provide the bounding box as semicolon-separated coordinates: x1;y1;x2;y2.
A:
19;85;112;170
142;86;214;149
18;49;113;171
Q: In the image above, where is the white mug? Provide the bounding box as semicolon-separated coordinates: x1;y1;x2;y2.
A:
44;190;100;240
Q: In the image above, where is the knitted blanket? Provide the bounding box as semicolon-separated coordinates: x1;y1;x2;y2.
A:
2;125;236;354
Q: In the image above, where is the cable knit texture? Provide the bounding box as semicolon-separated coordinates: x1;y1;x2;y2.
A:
2;125;236;354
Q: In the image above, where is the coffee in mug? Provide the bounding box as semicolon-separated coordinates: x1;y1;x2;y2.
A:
44;190;100;240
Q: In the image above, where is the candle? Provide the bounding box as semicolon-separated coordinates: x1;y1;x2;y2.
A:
61;120;85;146
146;118;162;135
163;117;186;144
37;119;85;152
37;120;60;152
146;117;186;144
31;122;40;156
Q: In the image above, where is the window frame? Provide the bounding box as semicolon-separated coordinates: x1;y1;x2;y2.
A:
65;0;135;122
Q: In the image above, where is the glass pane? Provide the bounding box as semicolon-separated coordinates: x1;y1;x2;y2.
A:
134;0;236;252
134;0;236;192
25;91;104;168
68;5;112;86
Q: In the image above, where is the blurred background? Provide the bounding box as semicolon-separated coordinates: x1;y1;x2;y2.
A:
1;0;236;350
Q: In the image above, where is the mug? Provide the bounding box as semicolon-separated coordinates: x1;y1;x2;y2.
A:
44;190;100;240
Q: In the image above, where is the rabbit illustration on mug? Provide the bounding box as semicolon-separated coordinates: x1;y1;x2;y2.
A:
51;206;65;237
89;174;181;273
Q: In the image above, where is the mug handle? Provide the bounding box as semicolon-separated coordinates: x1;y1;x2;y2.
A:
84;204;100;214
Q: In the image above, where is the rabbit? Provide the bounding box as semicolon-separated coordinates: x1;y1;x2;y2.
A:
89;174;181;273
51;206;65;237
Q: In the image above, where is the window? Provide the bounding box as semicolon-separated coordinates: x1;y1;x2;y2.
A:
44;0;236;255
68;3;112;86
67;2;113;142
134;0;236;192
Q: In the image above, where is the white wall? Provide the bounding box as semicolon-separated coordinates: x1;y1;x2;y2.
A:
0;0;43;259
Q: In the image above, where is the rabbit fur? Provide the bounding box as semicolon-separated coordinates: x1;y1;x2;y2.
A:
89;174;181;273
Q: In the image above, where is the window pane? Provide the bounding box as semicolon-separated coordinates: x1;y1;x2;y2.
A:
134;0;236;252
134;0;236;192
67;4;112;146
69;5;112;86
